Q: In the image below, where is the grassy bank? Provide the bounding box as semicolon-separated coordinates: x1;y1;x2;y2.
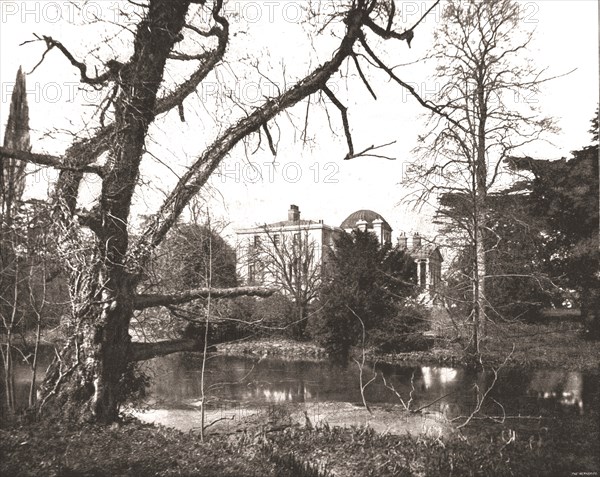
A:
15;311;599;372
216;338;328;361
2;413;597;477
376;320;600;372
217;319;600;372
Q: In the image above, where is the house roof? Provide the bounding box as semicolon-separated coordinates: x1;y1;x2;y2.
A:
236;220;340;234
340;209;392;231
264;219;320;228
408;243;443;261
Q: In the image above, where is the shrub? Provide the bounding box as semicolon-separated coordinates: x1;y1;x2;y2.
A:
314;230;418;362
216;294;302;341
369;306;432;353
210;296;257;342
253;293;299;338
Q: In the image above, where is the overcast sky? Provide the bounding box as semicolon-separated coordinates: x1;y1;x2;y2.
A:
1;1;598;243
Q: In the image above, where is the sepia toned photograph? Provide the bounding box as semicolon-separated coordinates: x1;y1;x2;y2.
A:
0;1;598;476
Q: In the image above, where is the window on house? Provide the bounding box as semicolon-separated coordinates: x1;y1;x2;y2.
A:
273;234;280;246
257;263;265;282
253;235;261;247
248;263;255;282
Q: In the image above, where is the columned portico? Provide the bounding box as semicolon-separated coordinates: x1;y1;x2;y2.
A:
417;259;431;288
411;237;443;304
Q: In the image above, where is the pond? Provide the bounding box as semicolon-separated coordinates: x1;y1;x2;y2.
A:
3;349;598;436
133;353;597;434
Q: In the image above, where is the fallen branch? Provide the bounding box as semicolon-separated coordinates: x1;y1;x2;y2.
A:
129;338;200;361
133;286;276;310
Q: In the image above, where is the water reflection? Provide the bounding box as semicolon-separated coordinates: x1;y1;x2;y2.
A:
239;382;314;403
141;355;593;420
527;370;584;413
421;366;459;389
2;349;595;423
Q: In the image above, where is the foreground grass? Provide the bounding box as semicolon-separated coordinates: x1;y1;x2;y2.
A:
1;412;597;477
268;421;599;477
0;418;278;477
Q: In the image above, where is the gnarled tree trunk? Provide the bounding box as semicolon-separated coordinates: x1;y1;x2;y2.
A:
0;0;430;422
39;0;192;423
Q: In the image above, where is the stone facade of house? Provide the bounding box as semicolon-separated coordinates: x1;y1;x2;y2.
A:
235;205;338;286
235;205;443;299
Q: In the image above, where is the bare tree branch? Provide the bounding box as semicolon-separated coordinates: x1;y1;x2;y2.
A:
263;123;277;156
363;0;441;47
129;6;369;271
345;141;397;161
26;34;123;85
0;147;104;176
129;338;200;361
351;52;377;100
133;285;275;310
322;86;354;158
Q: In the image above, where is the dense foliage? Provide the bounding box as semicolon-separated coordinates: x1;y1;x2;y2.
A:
440;110;599;340
222;293;302;341
314;230;423;361
439;192;555;324
509;114;599;338
136;223;238;339
154;223;237;290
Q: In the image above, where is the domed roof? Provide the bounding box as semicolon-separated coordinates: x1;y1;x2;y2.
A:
340;210;392;231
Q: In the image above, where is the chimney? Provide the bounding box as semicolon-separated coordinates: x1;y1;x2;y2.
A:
288;204;300;222
373;218;384;244
412;233;422;248
397;232;408;249
356;219;368;232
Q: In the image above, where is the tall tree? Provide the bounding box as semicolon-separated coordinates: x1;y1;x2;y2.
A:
1;67;30;313
1;67;29;217
1;67;31;413
0;0;437;422
439;191;554;326
407;0;555;360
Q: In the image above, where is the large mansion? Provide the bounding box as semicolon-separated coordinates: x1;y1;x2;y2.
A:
235;205;338;287
235;205;443;297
